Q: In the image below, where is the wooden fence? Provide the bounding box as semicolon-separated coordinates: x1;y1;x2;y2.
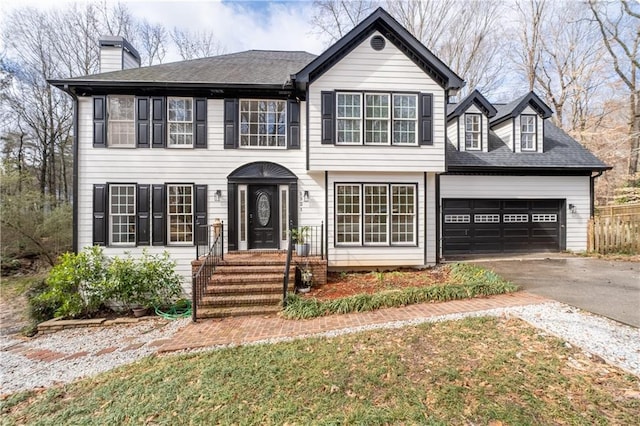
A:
588;203;640;254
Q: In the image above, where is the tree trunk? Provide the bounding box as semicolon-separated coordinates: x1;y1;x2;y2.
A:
630;91;640;175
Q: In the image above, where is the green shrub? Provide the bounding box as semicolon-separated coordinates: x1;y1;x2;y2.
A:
33;247;184;320
26;278;57;323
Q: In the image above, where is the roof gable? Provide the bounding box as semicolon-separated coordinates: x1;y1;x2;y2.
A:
293;7;464;91
447;89;497;120
490;92;553;126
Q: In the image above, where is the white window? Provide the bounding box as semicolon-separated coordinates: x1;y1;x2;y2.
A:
391;185;416;244
364;184;388;244
337;93;362;144
364;94;390;144
532;214;557;222
444;215;471;223
239;100;286;148
107;95;135;147
393;94;417;145
503;214;529;223
336;183;417;246
521;115;536;151
336;185;361;244
109;184;136;245
167;184;193;244
474;214;500;223
168;97;193;147
465;113;481;150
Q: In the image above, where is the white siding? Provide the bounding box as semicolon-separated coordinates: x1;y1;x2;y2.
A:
326;171;437;267
439;175;591;252
122;51;139;70
77;97;324;293
492;119;513;151
308;32;447;172
447;118;458;150
99;47;122;73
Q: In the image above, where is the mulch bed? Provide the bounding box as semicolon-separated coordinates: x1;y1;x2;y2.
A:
305;265;451;301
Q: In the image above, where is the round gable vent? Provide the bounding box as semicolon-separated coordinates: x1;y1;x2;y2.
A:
370;35;386;51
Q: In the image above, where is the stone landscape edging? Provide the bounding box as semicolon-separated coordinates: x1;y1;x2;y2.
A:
37;315;159;334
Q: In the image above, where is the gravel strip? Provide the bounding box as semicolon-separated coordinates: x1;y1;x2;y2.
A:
1;302;638;395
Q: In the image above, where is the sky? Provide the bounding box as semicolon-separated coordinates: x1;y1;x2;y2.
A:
1;0;328;61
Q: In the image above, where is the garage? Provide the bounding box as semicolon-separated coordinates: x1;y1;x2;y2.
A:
442;199;565;255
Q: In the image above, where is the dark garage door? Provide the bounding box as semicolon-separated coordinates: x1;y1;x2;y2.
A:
442;199;564;255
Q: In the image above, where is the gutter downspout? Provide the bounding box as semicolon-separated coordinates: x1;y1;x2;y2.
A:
590;170;604;218
64;84;80;253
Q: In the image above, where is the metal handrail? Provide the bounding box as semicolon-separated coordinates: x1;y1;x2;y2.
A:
192;222;224;322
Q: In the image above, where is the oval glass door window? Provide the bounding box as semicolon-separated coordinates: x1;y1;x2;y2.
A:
257;193;270;226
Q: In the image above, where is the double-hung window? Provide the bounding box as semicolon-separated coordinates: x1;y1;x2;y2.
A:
336;183;417;246
109;184;136;245
336;93;362;144
364;94;390;144
239;100;287;148
336;92;418;145
520;115;536;151
168;97;193;147
107;95;135;147
465;113;481;150
392;94;417;144
167;184;193;244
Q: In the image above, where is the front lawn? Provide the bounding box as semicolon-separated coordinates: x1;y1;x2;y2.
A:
2;317;638;425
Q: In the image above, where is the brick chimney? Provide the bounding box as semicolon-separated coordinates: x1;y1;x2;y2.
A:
99;36;141;73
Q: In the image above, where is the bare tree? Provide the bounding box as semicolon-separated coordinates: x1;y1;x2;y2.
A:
137;20;168;66
385;0;450;49
311;0;378;46
171;28;226;60
589;0;640;175
512;0;547;92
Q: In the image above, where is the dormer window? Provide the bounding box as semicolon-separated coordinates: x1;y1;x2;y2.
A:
520;115;537;151
465;113;481;150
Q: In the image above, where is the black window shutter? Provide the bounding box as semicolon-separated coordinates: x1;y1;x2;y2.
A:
136;184;150;245
194;98;207;148
420;93;433;146
93;184;108;245
152;184;166;245
136;97;150;148
93;96;107;148
194;184;208;245
288;99;300;149
321;91;335;144
223;98;238;149
151;97;166;148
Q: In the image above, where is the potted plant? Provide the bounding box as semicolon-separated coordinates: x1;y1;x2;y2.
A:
291;226;310;257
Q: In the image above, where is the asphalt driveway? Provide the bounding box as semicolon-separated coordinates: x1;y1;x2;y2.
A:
475;256;640;327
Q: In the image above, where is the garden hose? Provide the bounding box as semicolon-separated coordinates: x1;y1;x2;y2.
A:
154;300;192;320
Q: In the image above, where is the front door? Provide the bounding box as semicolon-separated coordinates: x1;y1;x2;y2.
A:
248;185;279;249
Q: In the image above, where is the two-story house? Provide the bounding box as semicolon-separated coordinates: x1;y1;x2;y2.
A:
50;8;609;316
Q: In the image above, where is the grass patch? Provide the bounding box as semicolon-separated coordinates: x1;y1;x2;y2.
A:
284;263;517;319
2;317;638;425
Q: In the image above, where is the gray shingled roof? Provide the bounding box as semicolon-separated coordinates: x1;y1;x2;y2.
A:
447;120;609;171
491;92;553;125
64;50;317;86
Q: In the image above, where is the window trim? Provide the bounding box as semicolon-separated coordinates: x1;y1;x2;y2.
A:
166;183;194;245
167;97;194;148
334;182;418;247
108;183;137;246
335;91;419;146
520;114;537;152
107;95;136;148
238;98;288;149
464;113;482;151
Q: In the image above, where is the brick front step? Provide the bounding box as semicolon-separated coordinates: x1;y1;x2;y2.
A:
200;294;282;307
205;283;287;296
215;265;295;275
209;273;286;285
195;305;282;319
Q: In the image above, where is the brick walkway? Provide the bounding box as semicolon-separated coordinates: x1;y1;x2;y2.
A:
158;292;548;353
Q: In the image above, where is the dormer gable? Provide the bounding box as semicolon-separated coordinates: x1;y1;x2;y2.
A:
447;90;497;153
490;92;552;154
292;7;465;92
